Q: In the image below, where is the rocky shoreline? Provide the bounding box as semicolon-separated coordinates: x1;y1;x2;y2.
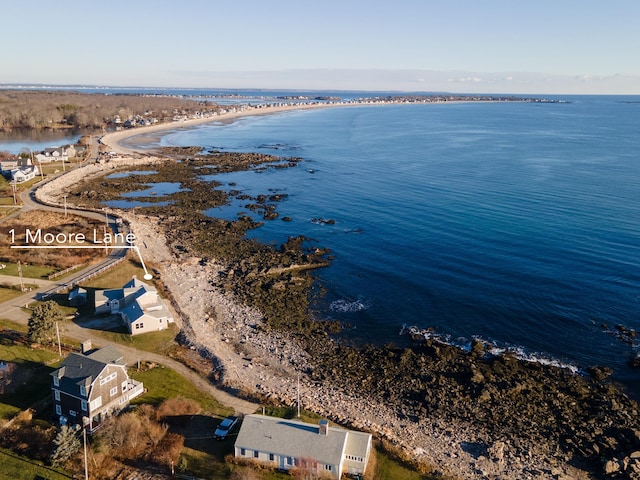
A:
34;143;640;479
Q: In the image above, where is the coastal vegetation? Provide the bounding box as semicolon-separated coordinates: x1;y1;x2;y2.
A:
67;149;332;333
0;90;219;130
0;211;106;272
0;89;557;132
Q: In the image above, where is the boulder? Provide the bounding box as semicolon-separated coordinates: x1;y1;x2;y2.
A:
603;459;621;475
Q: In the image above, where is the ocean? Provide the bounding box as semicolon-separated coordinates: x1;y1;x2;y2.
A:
148;96;640;388
4;91;640;389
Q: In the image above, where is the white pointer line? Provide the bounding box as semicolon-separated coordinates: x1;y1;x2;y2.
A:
10;244;153;280
11;245;129;249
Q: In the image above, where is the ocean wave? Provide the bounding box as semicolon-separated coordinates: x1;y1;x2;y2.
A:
401;325;580;374
330;298;370;313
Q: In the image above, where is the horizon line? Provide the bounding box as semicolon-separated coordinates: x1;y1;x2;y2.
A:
1;83;638;97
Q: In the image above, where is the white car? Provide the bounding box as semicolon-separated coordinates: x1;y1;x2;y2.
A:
214;416;238;440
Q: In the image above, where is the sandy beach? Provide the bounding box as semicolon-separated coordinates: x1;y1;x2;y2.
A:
100;102;348;154
38;103;611;479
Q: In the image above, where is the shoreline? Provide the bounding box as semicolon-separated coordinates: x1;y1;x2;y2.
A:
100;94;548;154
36;164;566;478
45;103;640;479
101;102;360;154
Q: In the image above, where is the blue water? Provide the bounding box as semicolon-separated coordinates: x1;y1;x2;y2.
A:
0;92;627;387
153;97;640;384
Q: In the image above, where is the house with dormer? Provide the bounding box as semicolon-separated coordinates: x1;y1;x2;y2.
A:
94;277;173;335
10;164;39;183
35;146;70;163
234;414;372;479
50;342;143;431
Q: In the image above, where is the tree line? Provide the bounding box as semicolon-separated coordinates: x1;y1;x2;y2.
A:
0;90;219;130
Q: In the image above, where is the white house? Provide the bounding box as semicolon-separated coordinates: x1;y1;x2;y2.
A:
35;146;71;163
94;277;173;335
234;414;372;479
10;165;39;183
1;156;31;175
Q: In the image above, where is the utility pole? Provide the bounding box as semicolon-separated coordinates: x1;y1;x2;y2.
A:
17;260;25;292
32;150;44;181
297;374;301;418
83;422;89;480
56;321;62;356
102;208;109;255
62;194;68;217
10;181;16;205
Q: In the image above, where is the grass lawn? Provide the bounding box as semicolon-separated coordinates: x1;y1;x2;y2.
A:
0;207;21;219
0;338;61;419
129;363;232;417
0;318;28;333
80;258;148;290
0;284;39;303
0;448;72;480
0;262;57;279
373;445;432;480
86;322;178;355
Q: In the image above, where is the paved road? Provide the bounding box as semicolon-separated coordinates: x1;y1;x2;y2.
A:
0;142;259;415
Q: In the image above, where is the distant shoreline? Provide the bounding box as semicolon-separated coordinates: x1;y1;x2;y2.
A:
102;102;340;153
100;94;554;154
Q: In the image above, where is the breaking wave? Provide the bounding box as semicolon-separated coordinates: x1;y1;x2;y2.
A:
330;298;370;313
401;325;581;374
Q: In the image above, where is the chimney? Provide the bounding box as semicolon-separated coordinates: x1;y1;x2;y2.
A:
81;340;92;354
319;419;329;436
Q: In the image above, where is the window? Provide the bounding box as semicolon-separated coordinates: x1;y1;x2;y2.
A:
269;453;274;461
324;464;332;471
286;457;294;466
53;376;59;387
122;381;128;392
80;386;86;397
100;372;117;386
253;450;259;458
81;400;87;411
90;396;102;410
55;405;61;415
110;386;118;397
240;448;246;456
135;323;145;329
54;390;60;401
69;410;77;417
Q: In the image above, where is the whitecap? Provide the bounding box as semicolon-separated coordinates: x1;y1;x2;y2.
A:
330;298;370;313
401;325;581;373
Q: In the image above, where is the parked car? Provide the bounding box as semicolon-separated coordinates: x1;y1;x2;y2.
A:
214;416;238;440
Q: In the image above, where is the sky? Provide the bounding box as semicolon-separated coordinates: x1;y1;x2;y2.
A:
2;0;640;94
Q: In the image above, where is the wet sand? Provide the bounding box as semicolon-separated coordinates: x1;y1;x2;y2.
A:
101;103;344;154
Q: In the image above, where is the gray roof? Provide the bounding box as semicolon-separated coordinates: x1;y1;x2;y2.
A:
235;414;371;466
86;345;125;365
52;353;106;391
51;345;125;392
